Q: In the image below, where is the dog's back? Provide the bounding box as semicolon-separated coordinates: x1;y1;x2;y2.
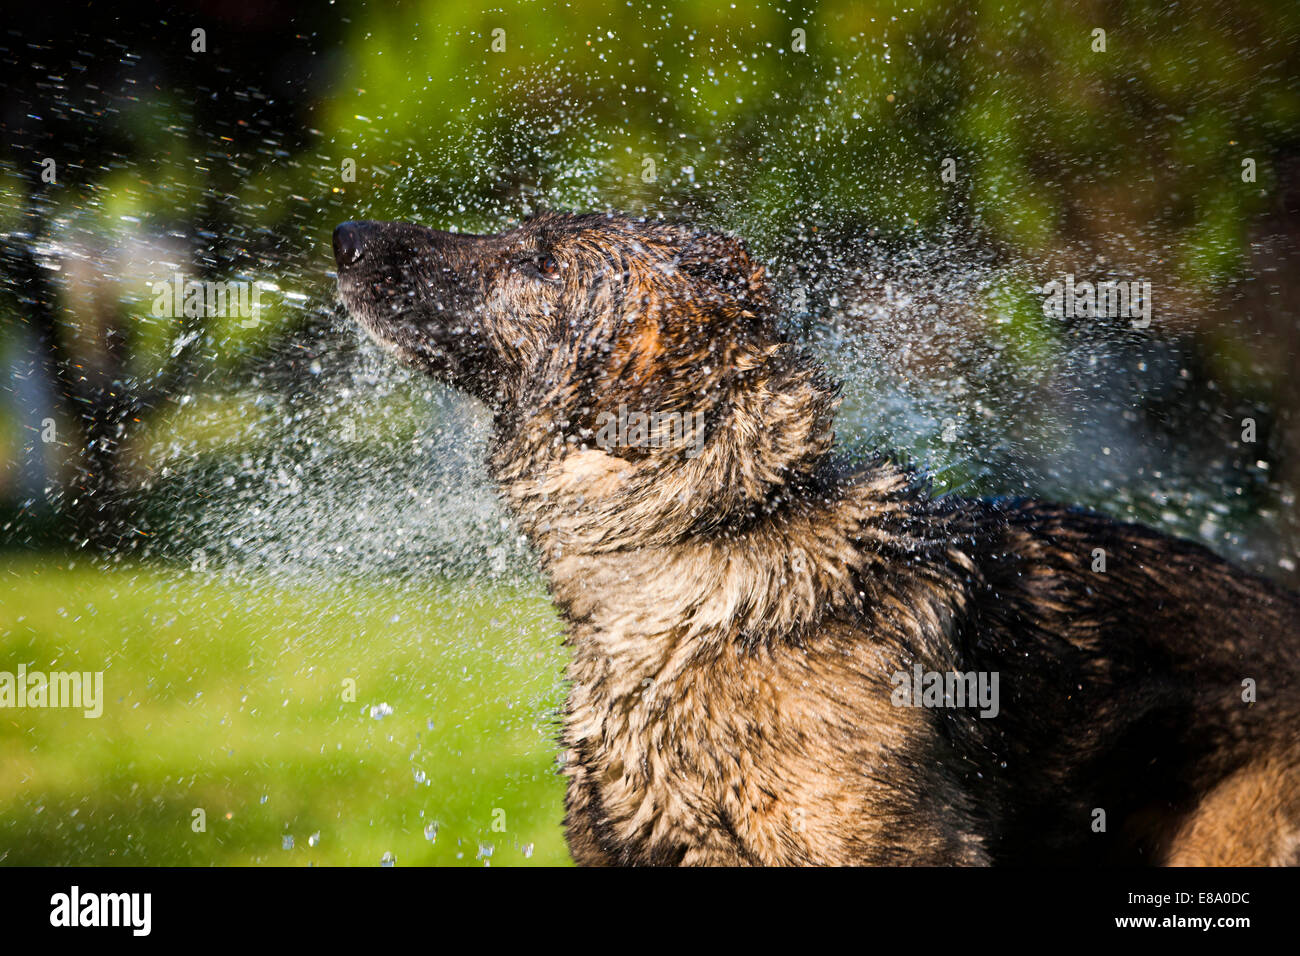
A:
949;497;1300;864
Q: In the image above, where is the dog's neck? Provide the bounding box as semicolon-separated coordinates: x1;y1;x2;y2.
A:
488;342;941;661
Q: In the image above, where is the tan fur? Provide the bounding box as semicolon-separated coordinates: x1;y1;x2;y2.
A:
1167;747;1300;866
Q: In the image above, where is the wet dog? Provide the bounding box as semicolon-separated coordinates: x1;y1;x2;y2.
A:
334;211;1300;865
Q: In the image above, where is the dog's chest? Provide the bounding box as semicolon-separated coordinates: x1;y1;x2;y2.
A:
542;540;954;864
558;612;919;865
560;633;777;863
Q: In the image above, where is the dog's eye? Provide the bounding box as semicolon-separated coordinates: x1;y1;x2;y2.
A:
516;253;560;282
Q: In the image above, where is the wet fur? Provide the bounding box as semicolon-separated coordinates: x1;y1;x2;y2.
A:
335;211;1300;866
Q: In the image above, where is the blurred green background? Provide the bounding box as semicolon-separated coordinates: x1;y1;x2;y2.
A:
1;0;1298;865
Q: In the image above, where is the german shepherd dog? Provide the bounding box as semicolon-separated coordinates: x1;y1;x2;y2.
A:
333;212;1300;866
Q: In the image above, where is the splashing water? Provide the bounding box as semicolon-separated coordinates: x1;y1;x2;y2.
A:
1;2;1296;867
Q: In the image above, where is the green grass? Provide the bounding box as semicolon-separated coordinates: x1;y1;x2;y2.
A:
0;557;572;866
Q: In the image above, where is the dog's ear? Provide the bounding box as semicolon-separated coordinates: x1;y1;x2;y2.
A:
674;229;768;306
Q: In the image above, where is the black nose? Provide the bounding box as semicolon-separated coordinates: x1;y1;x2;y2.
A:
333;221;366;267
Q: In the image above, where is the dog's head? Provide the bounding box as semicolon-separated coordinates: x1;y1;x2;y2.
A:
335;211;840;542
333;212;771;419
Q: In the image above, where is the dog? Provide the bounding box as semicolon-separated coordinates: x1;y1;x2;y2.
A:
333;211;1300;865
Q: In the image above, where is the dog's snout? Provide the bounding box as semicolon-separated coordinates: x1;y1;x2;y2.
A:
333;221;369;267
